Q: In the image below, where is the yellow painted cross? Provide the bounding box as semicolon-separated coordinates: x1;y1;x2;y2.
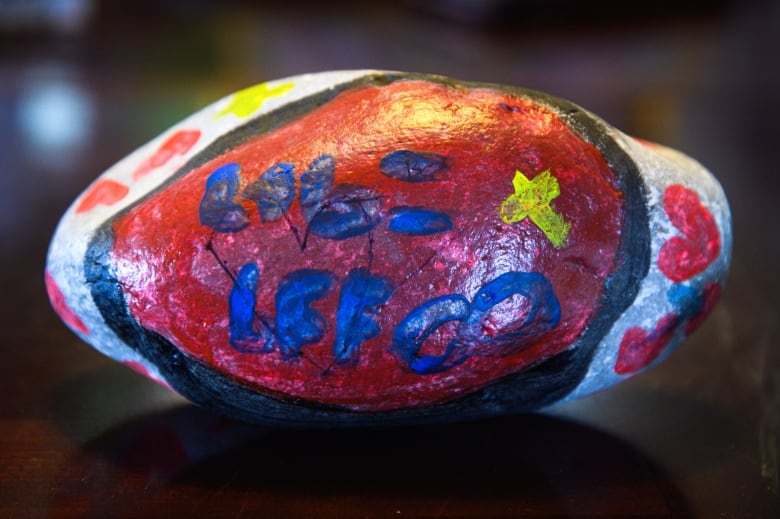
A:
215;81;295;119
499;169;571;248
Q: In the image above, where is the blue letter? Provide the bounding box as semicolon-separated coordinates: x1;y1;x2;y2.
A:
391;295;470;374
333;268;394;364
275;269;335;358
457;272;560;353
229;263;274;353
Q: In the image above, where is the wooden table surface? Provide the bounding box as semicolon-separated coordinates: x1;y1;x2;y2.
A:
1;1;778;517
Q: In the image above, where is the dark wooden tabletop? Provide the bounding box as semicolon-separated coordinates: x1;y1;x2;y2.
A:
1;1;778;517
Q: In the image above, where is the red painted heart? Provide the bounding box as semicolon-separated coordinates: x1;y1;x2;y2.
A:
75;179;129;214
614;313;679;375
658;184;720;282
45;271;90;335
685;282;722;334
133;129;201;180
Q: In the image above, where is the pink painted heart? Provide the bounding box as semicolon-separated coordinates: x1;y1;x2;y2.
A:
615;313;679;375
658;184;721;282
75;179;129;214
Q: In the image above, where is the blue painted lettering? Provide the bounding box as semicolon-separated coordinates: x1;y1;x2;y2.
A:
228;263;274;353
333;268;394;364
274;269;335;358
392;295;470;374
392;272;561;374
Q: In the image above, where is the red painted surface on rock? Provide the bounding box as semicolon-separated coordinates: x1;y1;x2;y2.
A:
45;271;90;335
109;80;625;411
658;184;721;282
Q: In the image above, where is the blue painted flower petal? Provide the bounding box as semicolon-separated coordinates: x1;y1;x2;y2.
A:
308;184;382;240
205;162;241;190
379;150;448;182
300;154;335;221
388;207;452;235
243;163;295;222
199;163;250;232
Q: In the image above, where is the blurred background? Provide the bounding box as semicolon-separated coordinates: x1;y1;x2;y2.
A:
1;1;778;517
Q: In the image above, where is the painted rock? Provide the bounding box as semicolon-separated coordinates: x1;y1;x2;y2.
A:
46;71;731;426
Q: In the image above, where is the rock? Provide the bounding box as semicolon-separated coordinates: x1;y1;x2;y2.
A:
45;71;732;426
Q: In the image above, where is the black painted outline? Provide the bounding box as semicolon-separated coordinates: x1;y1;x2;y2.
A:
84;72;650;426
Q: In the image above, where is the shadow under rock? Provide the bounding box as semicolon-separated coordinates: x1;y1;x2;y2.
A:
50;403;691;518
